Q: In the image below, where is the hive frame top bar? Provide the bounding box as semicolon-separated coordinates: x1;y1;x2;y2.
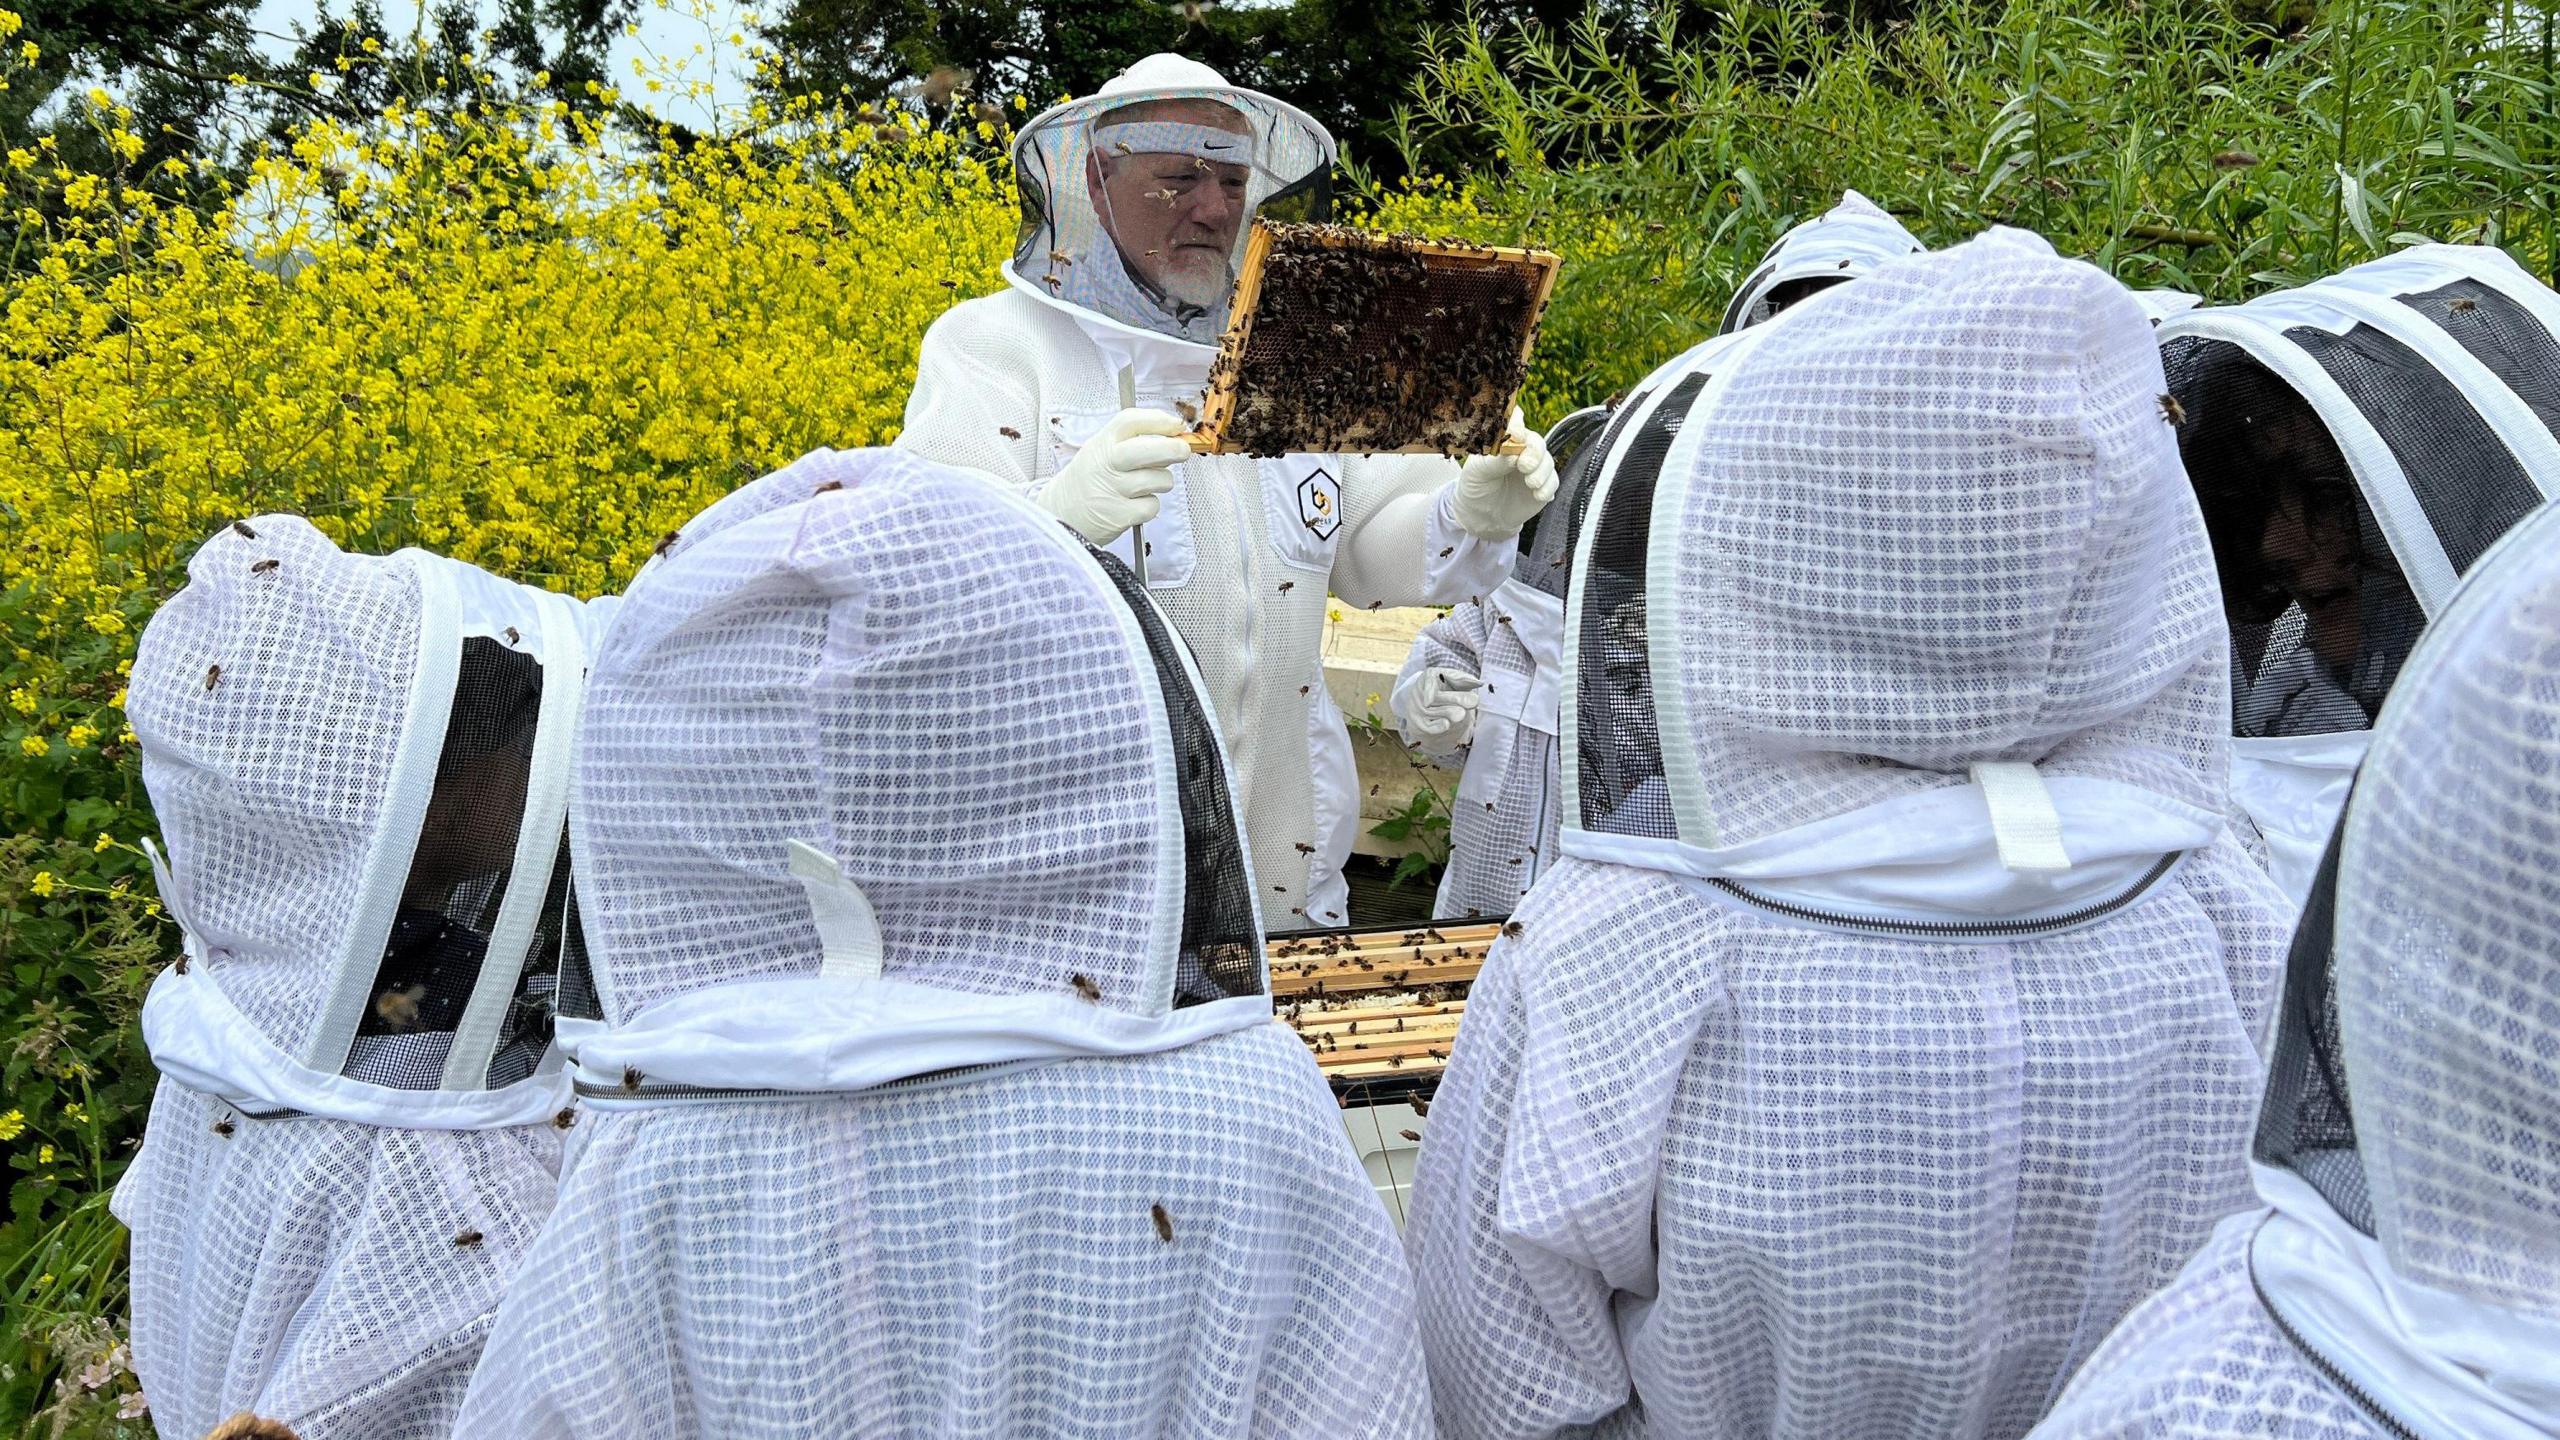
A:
1184;223;1562;457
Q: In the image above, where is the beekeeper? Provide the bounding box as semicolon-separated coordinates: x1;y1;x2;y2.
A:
456;448;1432;1437
899;53;1557;929
2157;243;2560;904
118;517;601;1438
2028;497;2560;1440
1388;405;1609;917
1401;232;2291;1438
1717;189;1926;332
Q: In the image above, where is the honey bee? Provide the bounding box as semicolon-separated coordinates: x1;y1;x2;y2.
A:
1277;580;1295;593
1144;249;1161;257
1438;546;1455;559
1409;1095;1431;1119
372;984;427;1032
551;1107;576;1130
621;1066;642;1092
999;425;1022;440
503;626;521;644
2158;394;2188;429
1043;273;1064;293
203;664;222;692
1113;140;1135;155
1070;973;1103;1003
2450;296;2479;313
1145;188;1179;204
1150;1203;1175;1242
813;480;844;494
1368;784;1380;796
654;530;681;557
173;951;189;974
452;1228;485;1249
1299;684;1311;695
212;1116;235;1137
250;558;279;574
1399;1128;1421;1142
1049;250;1073;266
1173;399;1199;423
1367;600;1383;610
1502;920;1525;939
230;521;258;540
1274;884;1288;894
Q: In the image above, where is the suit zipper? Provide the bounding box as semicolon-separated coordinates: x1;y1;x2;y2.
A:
1706;852;2183;938
2247;1217;2425;1440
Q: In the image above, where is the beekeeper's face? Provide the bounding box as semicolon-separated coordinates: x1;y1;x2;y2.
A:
1088;100;1253;311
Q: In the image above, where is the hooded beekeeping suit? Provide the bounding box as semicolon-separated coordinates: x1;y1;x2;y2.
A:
1717;189;1926;332
116;516;606;1439
1401;231;2292;1440
2029;495;2560;1440
900;53;1556;930
453;447;1431;1439
2159;244;2560;904
1389;404;1611;917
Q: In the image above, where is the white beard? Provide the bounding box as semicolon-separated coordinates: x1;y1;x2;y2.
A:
1159;252;1237;311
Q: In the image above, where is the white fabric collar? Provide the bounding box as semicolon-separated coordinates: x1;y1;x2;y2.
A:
572;978;1274;1106
141;963;571;1129
2252;1163;2560;1440
1483;580;1566;735
1564;775;2216;931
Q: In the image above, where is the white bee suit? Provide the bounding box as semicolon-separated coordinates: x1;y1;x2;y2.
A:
454;449;1430;1439
2157;244;2560;905
900;53;1523;929
1402;233;2292;1440
117;518;599;1439
2029;497;2560;1440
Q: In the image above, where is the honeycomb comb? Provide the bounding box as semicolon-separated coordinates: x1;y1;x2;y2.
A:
1187;223;1561;458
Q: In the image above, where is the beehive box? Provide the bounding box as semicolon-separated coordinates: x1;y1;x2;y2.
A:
1189;223;1560;458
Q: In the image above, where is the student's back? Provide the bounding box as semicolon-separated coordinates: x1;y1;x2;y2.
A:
1403;230;2293;1440
456;448;1429;1439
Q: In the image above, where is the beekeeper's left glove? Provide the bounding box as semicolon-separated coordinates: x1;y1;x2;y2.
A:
1449;409;1559;540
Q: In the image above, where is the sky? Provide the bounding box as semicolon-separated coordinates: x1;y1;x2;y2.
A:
249;0;763;124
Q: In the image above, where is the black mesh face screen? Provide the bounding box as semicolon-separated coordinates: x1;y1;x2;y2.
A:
2252;807;2373;1234
1013;140;1056;268
346;635;543;1087
2400;277;2560;444
1575;369;1712;835
2282;320;2548;576
1516;405;1614;596
1719;259;1783;333
1088;549;1265;1004
2164;338;2426;738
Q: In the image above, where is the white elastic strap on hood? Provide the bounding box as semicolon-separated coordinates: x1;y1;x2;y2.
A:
1969;761;2073;873
2251;1164;2560;1440
786;839;886;983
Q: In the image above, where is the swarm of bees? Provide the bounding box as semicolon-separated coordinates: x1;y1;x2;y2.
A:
1202;223;1554;459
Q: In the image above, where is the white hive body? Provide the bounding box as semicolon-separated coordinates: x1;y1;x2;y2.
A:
458;448;1430;1438
1404;230;2294;1440
1717;189;1927;333
2031;497;2560;1440
118;515;597;1438
2157;244;2560;904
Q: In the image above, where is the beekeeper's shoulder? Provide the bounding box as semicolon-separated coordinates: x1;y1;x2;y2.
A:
920;284;1086;369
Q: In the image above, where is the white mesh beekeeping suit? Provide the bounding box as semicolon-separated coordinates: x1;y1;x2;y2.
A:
454;448;1430;1439
1391;406;1611;917
116;516;598;1439
2031;496;2560;1440
900;54;1550;931
1717;190;1926;333
2159;244;2560;904
1402;230;2293;1440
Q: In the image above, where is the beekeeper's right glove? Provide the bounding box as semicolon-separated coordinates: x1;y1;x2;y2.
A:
1040;409;1192;546
1393;666;1482;755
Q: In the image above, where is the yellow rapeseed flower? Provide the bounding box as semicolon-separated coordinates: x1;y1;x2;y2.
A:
20;734;48;758
29;872;54;897
0;1110;23;1142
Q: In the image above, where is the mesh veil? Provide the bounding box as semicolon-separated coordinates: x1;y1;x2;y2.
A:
1514;404;1609;596
1012;57;1332;343
576;447;1259;1033
2329;500;2560;1316
2251;814;2370;1231
1716;189;1927;334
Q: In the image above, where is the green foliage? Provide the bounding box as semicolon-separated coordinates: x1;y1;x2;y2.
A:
1372;0;2560;416
1348;709;1455;888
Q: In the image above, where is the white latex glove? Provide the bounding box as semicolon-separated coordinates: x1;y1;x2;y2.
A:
1395;667;1482;754
1449;408;1560;540
1040;408;1192;546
